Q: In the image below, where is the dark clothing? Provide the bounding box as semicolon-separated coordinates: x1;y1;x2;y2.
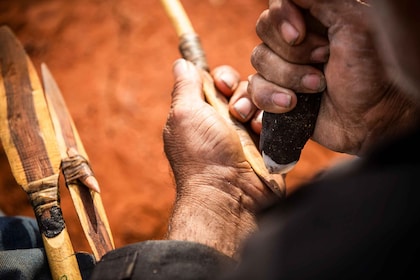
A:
90;240;235;280
228;128;420;279
1;127;419;279
0;216;95;280
93;127;420;279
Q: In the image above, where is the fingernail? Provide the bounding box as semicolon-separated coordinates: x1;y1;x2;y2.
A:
173;59;189;74
281;21;299;45
311;45;330;62
301;74;326;92
220;71;238;90
272;93;292;108
233;97;253;119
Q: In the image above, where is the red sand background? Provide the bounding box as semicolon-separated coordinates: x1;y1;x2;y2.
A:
0;0;351;254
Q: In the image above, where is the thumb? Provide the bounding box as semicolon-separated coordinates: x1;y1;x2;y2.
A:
172;58;204;102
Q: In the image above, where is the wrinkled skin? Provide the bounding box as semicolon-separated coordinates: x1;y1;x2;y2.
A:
249;0;420;156
163;59;279;258
163;60;277;212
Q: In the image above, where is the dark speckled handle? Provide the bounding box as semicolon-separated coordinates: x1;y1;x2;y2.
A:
260;92;322;173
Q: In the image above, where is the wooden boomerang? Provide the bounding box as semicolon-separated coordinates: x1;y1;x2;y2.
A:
0;26;82;280
160;0;286;197
41;63;115;261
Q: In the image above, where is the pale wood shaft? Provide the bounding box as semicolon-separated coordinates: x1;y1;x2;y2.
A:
0;25;82;279
160;0;195;36
43;228;82;280
42;63;115;260
68;183;115;260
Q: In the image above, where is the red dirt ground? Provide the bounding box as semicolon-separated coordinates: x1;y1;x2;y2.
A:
0;0;351;254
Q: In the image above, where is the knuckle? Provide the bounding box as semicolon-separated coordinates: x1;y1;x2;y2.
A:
251;45;270;71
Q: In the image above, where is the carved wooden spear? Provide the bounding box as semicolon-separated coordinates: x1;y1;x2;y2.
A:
42;63;115;261
160;0;286;197
0;25;82;280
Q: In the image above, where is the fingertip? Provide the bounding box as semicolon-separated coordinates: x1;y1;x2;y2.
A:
248;73;298;114
173;59;204;87
220;73;239;94
281;20;300;45
172;58;190;76
301;73;326;92
171;59;203;101
269;0;306;45
232;97;254;121
251;110;263;134
212;66;240;95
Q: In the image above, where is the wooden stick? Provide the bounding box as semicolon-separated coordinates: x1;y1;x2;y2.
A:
160;0;286;197
0;25;82;280
42;63;115;261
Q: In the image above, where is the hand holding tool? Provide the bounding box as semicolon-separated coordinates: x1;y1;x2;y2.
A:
160;0;286;197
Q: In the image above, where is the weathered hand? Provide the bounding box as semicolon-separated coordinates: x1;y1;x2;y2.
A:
164;59;274;209
250;0;420;156
163;59;278;258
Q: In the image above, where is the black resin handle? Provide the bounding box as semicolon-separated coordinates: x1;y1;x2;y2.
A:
260;92;322;174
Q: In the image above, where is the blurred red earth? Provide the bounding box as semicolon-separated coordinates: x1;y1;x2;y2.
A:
0;0;351;254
